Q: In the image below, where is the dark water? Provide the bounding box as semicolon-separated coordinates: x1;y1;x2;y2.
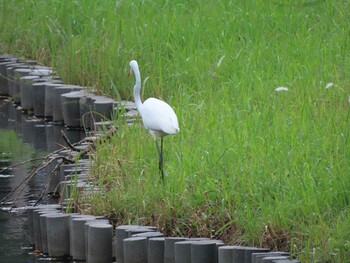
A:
0;99;84;263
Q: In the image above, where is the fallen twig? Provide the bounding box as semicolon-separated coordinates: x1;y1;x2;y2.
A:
61;130;78;151
34;160;62;206
0;157;47;174
0;125;114;208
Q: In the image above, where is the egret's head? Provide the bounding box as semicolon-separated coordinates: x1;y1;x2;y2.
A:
129;60;138;76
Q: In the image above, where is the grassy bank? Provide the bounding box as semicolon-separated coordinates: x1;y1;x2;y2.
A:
1;0;350;261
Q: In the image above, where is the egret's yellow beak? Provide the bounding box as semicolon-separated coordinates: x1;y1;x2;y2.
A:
128;69;133;78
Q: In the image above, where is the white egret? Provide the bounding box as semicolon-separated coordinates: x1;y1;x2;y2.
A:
129;60;180;181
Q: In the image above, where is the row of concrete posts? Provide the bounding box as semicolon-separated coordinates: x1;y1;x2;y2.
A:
0;54;138;130
28;204;300;263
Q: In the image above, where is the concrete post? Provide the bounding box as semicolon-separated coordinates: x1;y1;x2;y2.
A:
43;83;64;121
127;226;156;237
39;211;61;254
87;223;113;263
132;231;164;238
46;213;71;257
231;246;269;263
191;241;217;263
41;82;64;119
123;237;148;263
6;63;27;98
174;240;195;263
148;237;165;263
33;208;59;251
92;97;116;123
164;237;187;263
81;94;104;130
218;246;235;263
61;90;86;128
261;256;290;263
115;225;155;263
252;252;290;263
243;247;270;263
85;219;109;261
71;215;96;260
68;213;82;256
19;75;40;111
0;59;16;95
13;68;33;104
52;85;82;124
27;206;37;245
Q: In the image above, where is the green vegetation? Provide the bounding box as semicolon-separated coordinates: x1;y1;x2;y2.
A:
1;0;350;261
0;129;40;163
0;123;45;178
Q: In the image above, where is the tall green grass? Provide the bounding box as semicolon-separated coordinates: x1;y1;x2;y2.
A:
1;0;350;261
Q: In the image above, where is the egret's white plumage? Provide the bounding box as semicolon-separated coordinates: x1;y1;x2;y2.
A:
129;60;179;180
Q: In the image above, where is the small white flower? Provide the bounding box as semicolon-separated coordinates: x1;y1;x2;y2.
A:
217;55;225;67
325;82;334;89
201;151;209;162
275;86;288;92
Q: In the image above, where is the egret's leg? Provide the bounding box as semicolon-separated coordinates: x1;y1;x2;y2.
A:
155;138;164;181
160;137;164;181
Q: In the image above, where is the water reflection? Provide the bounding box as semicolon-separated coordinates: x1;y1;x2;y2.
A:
0;99;85;262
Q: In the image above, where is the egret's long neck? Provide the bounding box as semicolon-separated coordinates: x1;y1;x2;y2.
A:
133;65;143;114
